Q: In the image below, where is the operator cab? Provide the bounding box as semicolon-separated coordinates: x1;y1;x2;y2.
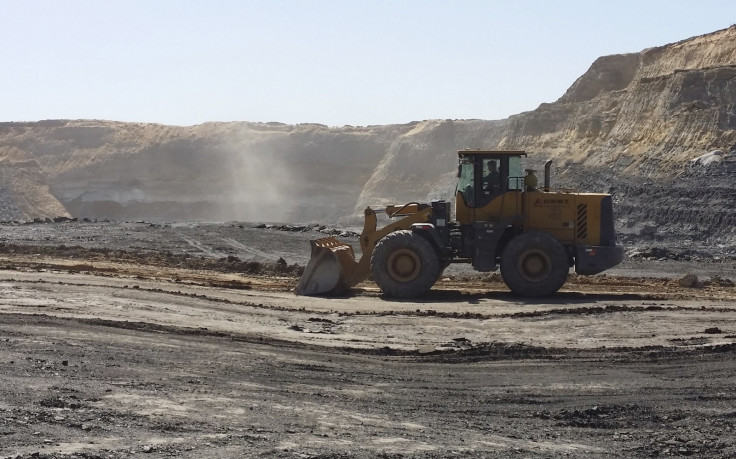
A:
456;150;526;208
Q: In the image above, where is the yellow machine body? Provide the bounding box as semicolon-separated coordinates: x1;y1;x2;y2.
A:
296;150;624;297
455;190;612;247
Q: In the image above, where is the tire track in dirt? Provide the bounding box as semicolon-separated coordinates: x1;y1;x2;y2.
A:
2;268;735;354
173;230;226;258
219;237;277;260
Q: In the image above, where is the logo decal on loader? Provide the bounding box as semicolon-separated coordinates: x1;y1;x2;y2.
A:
534;198;571;208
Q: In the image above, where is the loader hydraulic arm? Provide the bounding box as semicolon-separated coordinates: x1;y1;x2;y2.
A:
346;204;433;286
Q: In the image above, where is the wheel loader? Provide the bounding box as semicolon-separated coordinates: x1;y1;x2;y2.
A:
296;150;624;298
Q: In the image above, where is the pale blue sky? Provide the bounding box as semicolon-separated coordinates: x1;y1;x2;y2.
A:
1;1;734;126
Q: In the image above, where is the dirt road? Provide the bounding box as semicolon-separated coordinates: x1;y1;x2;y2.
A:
1;251;736;458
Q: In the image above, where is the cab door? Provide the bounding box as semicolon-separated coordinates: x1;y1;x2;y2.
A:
455;157;476;225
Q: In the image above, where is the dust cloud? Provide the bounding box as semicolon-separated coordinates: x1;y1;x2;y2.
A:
217;134;297;224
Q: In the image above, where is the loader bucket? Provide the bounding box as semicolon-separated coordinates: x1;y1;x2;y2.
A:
295;237;361;295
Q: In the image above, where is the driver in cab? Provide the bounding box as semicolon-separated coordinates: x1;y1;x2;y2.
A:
484;161;501;193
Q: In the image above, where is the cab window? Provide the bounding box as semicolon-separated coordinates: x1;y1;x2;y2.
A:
482;158;502;193
507;155;523;191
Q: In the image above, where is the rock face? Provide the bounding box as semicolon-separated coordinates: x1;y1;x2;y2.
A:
0;26;734;251
0;120;408;222
0;159;70;221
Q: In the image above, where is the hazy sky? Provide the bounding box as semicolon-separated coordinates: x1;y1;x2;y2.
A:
2;1;734;126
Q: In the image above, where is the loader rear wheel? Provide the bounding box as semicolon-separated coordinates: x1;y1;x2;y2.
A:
371;230;440;298
500;231;569;297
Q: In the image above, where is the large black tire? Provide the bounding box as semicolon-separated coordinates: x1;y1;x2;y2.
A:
500;231;569;297
371;230;441;298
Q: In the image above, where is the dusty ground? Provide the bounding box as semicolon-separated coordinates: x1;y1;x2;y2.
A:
1;221;736;458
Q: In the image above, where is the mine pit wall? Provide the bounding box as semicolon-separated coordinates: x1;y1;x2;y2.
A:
0;160;70;221
44;122;409;223
1;26;735;250
557;161;736;255
351;115;736;254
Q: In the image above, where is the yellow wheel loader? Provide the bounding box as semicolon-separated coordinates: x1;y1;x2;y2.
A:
296;150;625;298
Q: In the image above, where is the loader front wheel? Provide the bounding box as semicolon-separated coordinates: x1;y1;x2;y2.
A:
371;230;440;298
500;231;569;297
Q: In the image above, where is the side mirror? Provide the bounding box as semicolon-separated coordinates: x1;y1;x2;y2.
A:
456;164;462;178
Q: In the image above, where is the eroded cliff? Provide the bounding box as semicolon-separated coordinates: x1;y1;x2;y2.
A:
0;26;734;236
